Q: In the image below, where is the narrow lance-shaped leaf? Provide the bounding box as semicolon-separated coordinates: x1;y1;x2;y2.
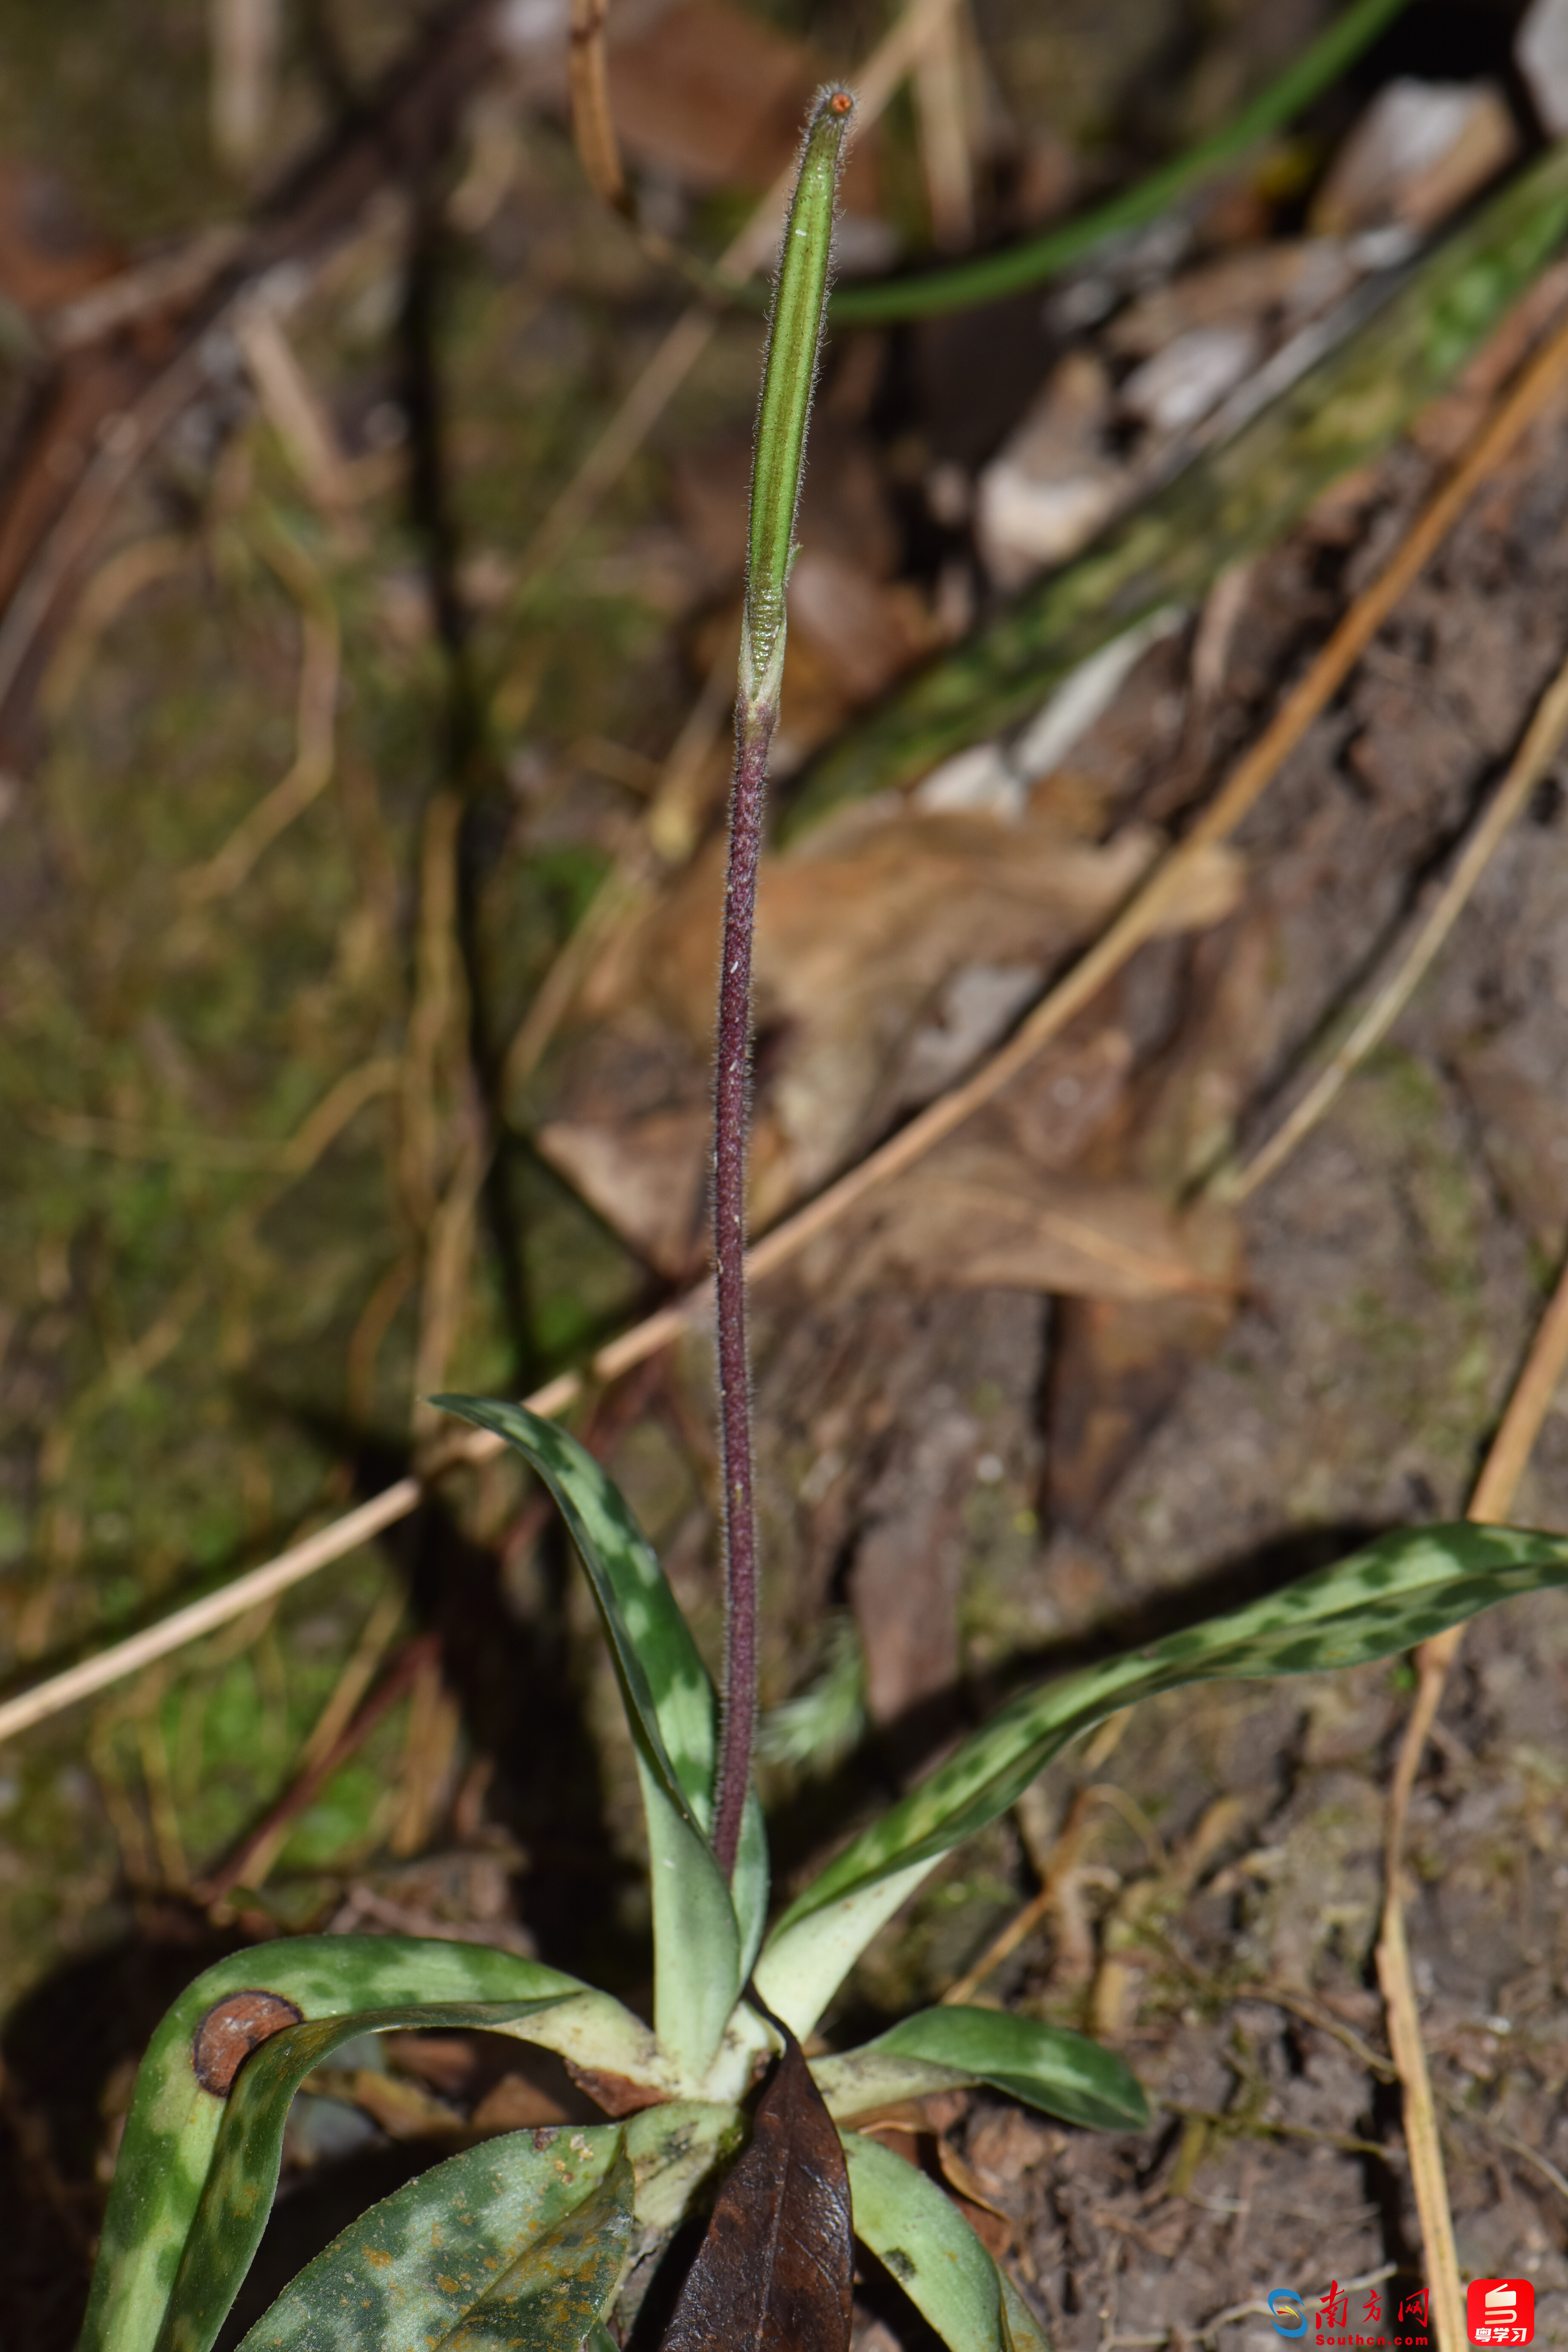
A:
755;1523;1568;2034
235;2125;630;2352
815;2006;1147;2133
81;1936;598;2352
843;2133;1047;2352
435;1397;768;2079
156;1996;577;2352
660;2021;854;2351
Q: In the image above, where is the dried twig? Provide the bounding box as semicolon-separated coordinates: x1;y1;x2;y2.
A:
40;533;192;719
502;624;736;1101
197;1631;439;1905
0;0;502;746
1222;636;1568;1200
41;227;246;355
211;0;282;173
234;300;364;545
568;0;628;216
1376;1246;1568;2352
913;0;976;252
179;559;341;906
940;1786;1098;2005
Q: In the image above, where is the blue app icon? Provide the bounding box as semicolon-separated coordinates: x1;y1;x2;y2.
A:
1270;2291;1308;2338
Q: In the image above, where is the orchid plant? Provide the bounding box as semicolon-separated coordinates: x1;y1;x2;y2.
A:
76;86;1568;2352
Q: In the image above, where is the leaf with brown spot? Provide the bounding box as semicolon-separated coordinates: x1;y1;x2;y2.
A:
660;2023;853;2352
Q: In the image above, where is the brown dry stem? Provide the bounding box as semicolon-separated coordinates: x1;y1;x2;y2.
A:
1224;635;1568;1200
1375;1245;1568;2352
568;0;628;216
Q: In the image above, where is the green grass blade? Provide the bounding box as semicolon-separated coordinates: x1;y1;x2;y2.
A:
844;2132;1030;2352
861;2006;1147;2131
786;140;1568;834
757;1523;1568;2032
81;1936;591;2352
234;2127;629;2352
829;0;1412;324
434;1397;766;2075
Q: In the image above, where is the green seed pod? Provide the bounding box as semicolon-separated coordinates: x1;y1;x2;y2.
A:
742;85;854;705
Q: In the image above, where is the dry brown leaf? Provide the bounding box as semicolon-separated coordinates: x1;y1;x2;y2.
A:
674;423;901;592
596;811;1158;1189
785;546;938;707
560;809;1241;1260
1310;78;1519;238
322;2067;463;2141
934;2140;1015;2251
605;0;878;213
975;349;1125;588
660;2025;853;2352
607;0;812;192
469;2072;576;2133
537;1106;708;1277
816;1136;1241;1304
1103;242;1357;362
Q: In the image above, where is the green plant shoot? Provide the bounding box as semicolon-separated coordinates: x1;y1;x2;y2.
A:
712;84;853;1880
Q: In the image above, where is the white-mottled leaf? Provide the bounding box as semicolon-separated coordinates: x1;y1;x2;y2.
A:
236;2128;631;2352
435;1398;768;2076
760;1525;1568;2033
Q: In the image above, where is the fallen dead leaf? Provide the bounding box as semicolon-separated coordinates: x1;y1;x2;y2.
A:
786;546;938;708
975;349;1125;591
848;1388;979;1724
469;2072;577;2132
661;2025;853;2352
1310;78;1519;239
556;804;1242;1265
537;1105;709;1277
814;1137;1241;1305
605;0;879;215
966;2105;1053;2188
1103;242;1357;362
934;2139;1015;2253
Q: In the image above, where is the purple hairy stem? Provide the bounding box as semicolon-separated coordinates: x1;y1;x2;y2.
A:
710;692;775;1881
